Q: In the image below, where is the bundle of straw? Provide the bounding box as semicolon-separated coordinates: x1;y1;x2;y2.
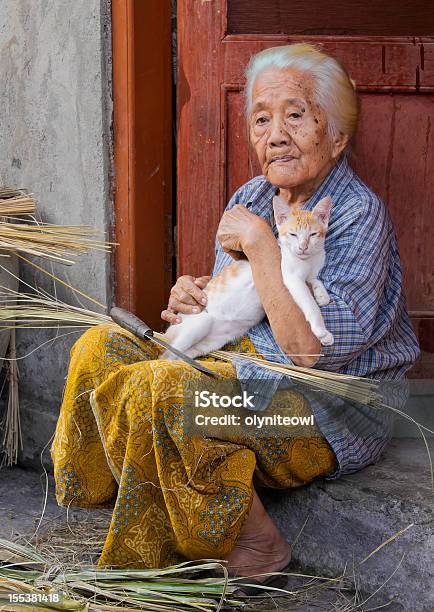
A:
0;187;114;468
0;539;245;611
0;221;114;264
210;349;381;407
0;537;354;611
0;187;114;263
0;328;21;468
0;188;36;216
0;288;111;330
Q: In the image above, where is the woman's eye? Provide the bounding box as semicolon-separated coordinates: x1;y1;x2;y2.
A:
255;116;268;125
287;113;301;120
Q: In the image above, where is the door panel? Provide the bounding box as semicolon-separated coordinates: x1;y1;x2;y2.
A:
352;95;434;314
228;0;434;37
221;39;429;90
177;0;434;375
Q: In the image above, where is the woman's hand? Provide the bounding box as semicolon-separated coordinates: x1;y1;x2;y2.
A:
161;275;211;325
217;204;272;259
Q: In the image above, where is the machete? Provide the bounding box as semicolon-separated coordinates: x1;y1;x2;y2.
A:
110;307;217;378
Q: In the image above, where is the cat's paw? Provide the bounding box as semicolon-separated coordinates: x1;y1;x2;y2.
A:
319;330;334;346
313;285;330;306
311;325;334;346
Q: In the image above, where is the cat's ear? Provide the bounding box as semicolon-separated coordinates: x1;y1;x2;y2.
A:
272;195;291;226
313;196;332;225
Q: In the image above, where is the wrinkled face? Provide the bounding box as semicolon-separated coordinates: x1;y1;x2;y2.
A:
249;67;345;190
273;195;331;259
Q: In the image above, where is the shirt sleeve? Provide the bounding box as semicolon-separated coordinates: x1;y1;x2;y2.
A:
212;183;248;277
314;194;396;371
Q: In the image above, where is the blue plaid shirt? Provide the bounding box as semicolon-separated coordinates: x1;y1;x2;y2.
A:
212;155;420;478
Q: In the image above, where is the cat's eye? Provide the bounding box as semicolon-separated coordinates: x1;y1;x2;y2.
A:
289;233;297;237
310;232;318;237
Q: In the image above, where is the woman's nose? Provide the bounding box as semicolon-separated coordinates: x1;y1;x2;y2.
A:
268;117;291;147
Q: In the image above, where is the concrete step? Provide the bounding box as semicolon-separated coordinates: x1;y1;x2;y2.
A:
261;438;434;611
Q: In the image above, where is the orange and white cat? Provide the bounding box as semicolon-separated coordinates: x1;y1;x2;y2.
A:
160;195;333;360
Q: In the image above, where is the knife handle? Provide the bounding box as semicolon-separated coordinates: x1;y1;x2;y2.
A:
110;307;153;339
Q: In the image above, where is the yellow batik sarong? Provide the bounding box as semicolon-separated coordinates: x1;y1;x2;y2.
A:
51;323;337;569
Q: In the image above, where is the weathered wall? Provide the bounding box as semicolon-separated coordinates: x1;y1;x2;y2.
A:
0;0;113;466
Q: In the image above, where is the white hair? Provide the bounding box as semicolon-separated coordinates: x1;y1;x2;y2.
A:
245;43;358;140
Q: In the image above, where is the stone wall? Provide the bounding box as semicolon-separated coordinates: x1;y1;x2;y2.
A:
0;0;113;466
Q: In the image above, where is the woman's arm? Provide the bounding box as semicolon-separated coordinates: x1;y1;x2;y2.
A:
244;230;321;366
217;204;321;367
312;195;399;371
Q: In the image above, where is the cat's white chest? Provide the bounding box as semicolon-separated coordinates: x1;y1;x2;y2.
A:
281;250;324;281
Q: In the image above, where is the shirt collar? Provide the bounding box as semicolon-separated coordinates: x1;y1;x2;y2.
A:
301;153;354;211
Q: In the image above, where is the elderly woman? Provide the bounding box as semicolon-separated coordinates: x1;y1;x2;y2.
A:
51;44;419;587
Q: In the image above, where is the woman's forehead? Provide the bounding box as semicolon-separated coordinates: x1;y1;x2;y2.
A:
251;67;314;107
252;96;306;113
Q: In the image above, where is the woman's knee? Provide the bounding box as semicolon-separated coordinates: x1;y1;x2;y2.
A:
71;323;115;358
75;323;115;344
71;323;159;370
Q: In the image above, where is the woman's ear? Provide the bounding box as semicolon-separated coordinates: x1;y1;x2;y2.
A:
332;132;350;159
272;195;291;226
313;196;332;224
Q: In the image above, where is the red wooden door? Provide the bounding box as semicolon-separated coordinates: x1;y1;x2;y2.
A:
177;0;434;376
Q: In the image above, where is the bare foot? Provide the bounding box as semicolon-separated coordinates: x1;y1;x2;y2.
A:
225;488;291;578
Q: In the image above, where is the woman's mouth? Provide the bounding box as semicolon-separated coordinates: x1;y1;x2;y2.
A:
269;155;295;165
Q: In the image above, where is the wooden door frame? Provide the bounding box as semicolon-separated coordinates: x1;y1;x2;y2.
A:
112;0;173;331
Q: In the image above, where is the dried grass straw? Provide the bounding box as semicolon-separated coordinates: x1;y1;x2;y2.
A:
0;221;114;265
0;287;111;330
0;187;115;264
0;290;379;406
0;328;21;468
0;188;36;216
209;348;380;406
